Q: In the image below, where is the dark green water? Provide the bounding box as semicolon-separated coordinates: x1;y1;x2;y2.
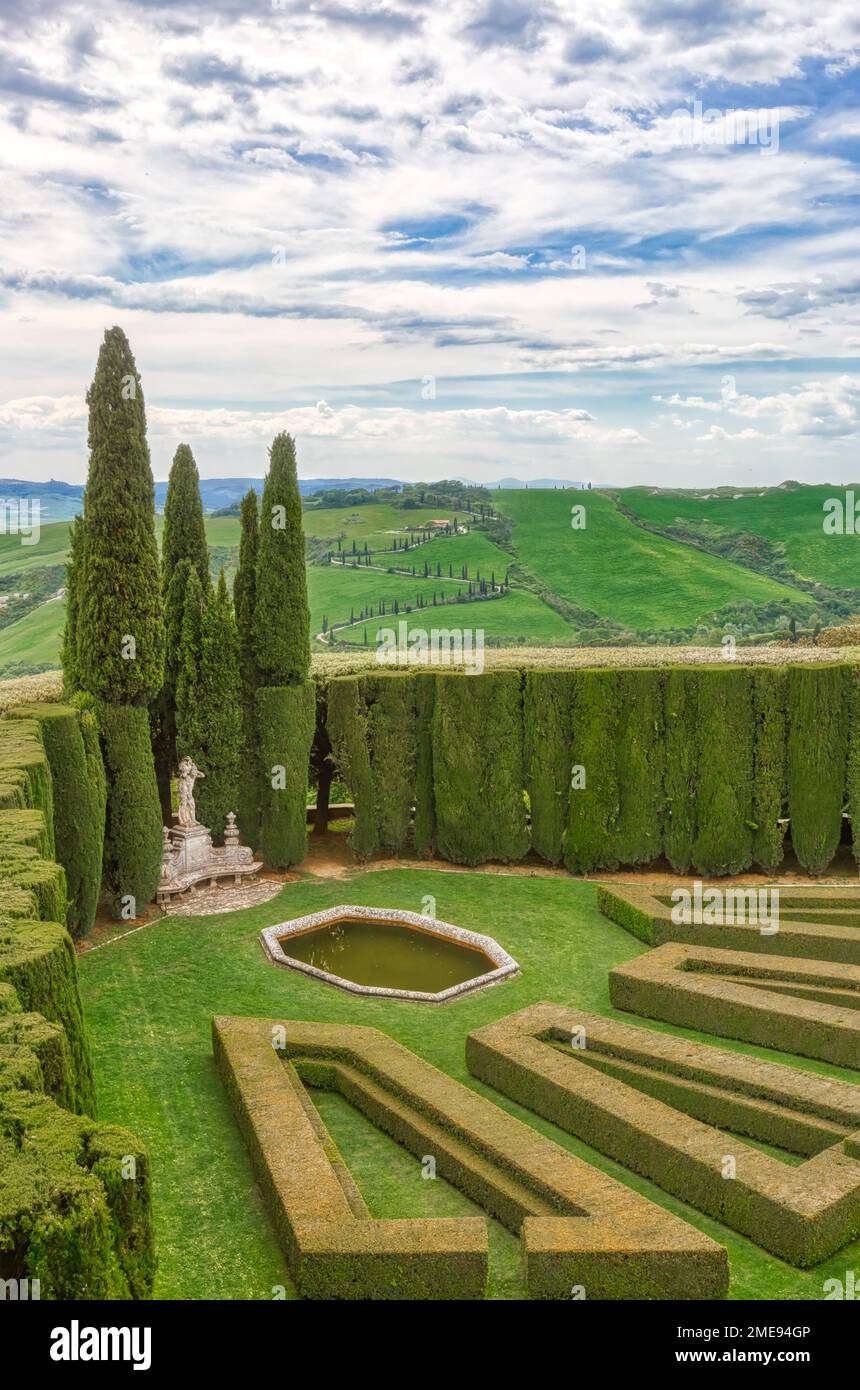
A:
280;918;494;992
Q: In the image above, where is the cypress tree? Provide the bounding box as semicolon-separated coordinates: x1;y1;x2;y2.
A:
233;490;261;846
153;446;210;816
161;444;209;594
75;327;164;916
77;327;164;704
175;567;205;757
253;434;314;867
255;433;309;686
61;513;85;695
174;572;242;841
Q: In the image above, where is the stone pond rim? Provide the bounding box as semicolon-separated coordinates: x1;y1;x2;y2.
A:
259;905;520;1003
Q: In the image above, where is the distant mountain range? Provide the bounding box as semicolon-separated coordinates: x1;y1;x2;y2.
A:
0;476;405;520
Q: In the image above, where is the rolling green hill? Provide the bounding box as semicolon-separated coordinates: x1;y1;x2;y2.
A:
494;489;813;631
4;483;857;678
619;485;860;589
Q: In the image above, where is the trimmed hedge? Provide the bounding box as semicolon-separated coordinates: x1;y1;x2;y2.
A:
432;671;529;866
751;667;787;873
0;918;94;1117
256;682;316;869
0;708;155;1300
691;668;754;876
663;668;697;872
364;674;418;853
413;672;436;857
468;1002;860;1267
7;704;105;938
213;1015;487;1299
599;883;860;965
524;671;572;865
0;1073;155;1298
323;662;860;877
327;676;378;858
565;670;620;873
609;942;860;1069
214;1014;725;1300
614;669;665;868
98;703;163;918
787;665;849;874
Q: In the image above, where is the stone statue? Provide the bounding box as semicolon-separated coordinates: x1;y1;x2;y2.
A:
177;757;205;827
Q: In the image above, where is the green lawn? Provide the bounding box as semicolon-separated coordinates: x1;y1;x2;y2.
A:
620;485;860;591
79;866;860;1301
495;490;812;630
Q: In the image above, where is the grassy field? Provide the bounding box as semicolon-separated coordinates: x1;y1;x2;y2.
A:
620;485;860;589
79;865;860;1301
2;484;852;677
494;490;812;631
0;592;65;671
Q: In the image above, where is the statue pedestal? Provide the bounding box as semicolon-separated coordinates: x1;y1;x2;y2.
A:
158;812;260;905
171;824;215;874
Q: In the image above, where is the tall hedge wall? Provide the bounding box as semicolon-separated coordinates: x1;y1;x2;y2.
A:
324;661;860;878
7;703;105;938
0;711;155;1299
98;703;163;918
432;671;529;867
524;671;572;865
691;668;754;876
256;683;316;870
787;665;849;875
751;667;787;873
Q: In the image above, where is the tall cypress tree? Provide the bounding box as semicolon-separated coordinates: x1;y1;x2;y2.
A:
175;571;242;841
175;566;205;755
254;433;309;686
161;444;210;594
76;327;164;917
77;327;164;703
253;434;314;868
233;490;261;846
61;513;84;695
153;445;210;817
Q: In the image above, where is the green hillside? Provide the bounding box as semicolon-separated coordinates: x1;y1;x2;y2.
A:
620;485;860;589
494;489;812;631
2;483;852;678
0;592;65;673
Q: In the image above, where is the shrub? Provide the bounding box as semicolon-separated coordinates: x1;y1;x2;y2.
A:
565;670;620;873
7;704;105;938
524;671;573;865
788;665;848;873
752;667;788;873
256;683;316;869
432;671;528;866
613;669;665;868
327;675;378;857
98;704;163;917
663;669;698;871
691;667;754;875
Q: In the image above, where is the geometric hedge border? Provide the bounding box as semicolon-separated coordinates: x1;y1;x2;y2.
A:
609;942;860;1069
467;1001;860;1266
213;1014;728;1300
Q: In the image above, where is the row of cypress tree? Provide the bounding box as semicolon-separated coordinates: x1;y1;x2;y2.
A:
63;327;313;917
326;664;851;877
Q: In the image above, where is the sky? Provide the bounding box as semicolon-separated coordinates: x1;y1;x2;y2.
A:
0;0;859;486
